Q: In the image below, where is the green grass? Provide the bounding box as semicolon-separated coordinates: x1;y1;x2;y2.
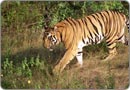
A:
1;55;85;89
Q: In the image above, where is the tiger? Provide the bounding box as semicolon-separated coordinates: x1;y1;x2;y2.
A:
43;10;129;74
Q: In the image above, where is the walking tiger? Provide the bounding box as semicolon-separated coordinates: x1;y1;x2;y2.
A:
43;10;129;74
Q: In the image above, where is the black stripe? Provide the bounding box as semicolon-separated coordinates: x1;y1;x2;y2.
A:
97;18;103;29
118;35;124;40
67;19;78;34
60;32;62;41
86;41;88;44
97;19;103;32
81;19;87;38
99;12;105;25
82;38;85;44
110;11;118;37
95;13;100;18
114;12;121;35
95;37;97;43
77;20;82;31
81;19;85;25
88;37;91;44
66;19;75;30
104;11;110;35
91;14;97;20
92;14;103;34
52;36;57;44
95;13;105;36
65;19;75;41
102;12;108;26
70;18;77;26
126;19;129;30
114;11;119;36
107;41;114;47
91;38;94;44
84;18;93;38
87;17;99;35
70;19;78;33
78;51;83;54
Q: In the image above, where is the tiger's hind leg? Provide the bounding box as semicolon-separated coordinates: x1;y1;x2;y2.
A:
103;34;128;61
118;35;129;45
124;35;129;45
103;42;117;61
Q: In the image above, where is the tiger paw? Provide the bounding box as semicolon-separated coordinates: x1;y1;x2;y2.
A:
102;54;115;62
52;65;61;75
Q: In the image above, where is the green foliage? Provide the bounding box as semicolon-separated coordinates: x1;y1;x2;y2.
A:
2;55;42;78
2;1;128;30
2;1;44;31
1;54;47;89
48;1;128;26
3;58;13;74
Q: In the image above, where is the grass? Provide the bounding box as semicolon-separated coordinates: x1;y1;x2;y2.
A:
1;29;129;89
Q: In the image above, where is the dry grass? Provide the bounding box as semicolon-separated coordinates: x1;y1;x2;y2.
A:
62;44;129;89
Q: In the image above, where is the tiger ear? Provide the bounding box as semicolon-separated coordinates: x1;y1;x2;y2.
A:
55;22;65;28
54;26;58;30
45;32;51;36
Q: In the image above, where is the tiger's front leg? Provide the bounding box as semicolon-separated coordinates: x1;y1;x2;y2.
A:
74;48;83;67
53;49;77;75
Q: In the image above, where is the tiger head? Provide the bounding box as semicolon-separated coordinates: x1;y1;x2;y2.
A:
43;26;61;51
